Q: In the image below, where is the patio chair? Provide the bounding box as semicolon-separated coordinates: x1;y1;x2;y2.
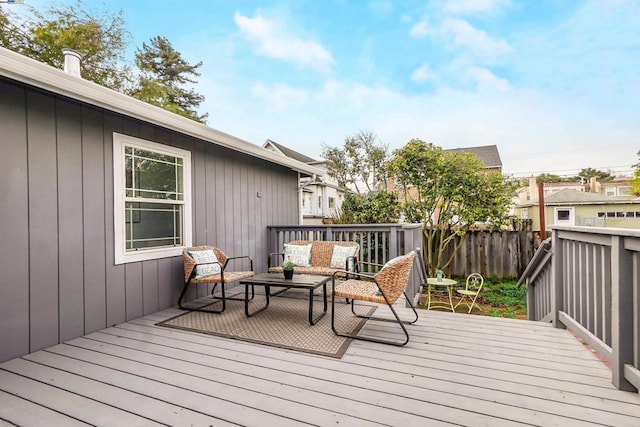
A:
331;250;419;346
454;273;484;313
178;246;254;313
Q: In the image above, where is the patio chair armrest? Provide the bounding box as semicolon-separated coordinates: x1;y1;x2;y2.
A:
331;269;374;281
346;256;360;272
224;255;254;270
358;260;385;268
268;252;284;268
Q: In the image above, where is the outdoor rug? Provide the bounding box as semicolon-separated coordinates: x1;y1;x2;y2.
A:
157;292;375;358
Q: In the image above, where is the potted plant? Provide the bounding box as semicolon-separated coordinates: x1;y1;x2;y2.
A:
435;268;444;282
282;256;296;279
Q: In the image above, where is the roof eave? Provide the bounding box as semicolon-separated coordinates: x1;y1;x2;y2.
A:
0;47;322;177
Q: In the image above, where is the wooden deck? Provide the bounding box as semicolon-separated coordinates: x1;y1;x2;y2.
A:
1;303;640;426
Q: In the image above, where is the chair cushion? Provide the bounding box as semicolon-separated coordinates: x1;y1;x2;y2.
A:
284;243;312;267
329;245;359;269
189;249;222;279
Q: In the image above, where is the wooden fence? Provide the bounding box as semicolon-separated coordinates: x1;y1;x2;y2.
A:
446;230;537;278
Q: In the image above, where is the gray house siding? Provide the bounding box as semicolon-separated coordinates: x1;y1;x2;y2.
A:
0;78;298;362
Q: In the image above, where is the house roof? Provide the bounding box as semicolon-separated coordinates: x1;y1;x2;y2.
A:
0;47;322;177
263;139;317;163
446;145;502;169
518;188;640;207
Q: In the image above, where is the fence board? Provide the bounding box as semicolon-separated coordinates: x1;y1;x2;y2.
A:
449;230;534;278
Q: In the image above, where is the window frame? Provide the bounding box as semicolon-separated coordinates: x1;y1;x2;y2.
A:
113;132;192;264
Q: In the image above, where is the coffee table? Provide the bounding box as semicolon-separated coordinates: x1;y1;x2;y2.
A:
239;273;330;325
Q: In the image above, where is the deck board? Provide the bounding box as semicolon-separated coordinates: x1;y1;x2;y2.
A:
2;304;640;426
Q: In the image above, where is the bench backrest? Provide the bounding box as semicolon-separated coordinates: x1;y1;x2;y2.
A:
287;240;359;268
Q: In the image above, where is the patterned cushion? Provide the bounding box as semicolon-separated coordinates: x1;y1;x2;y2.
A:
189;249;221;279
283;243;312;267
329;245;359;269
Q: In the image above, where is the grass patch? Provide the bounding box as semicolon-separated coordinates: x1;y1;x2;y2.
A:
420;277;528;319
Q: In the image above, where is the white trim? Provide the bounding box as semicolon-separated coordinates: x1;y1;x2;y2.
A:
0;46;322;177
113;133;192;264
554;206;575;226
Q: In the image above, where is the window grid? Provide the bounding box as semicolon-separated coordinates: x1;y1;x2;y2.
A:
113;132;192;264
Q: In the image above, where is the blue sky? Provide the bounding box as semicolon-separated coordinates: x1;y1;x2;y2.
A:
19;0;640;176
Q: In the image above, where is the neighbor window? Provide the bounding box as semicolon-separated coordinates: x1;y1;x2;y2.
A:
556;209;570;221
113;133;192;264
328;197;335;208
318;196;322;208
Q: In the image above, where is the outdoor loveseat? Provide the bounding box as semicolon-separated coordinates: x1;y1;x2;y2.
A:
268;240;359;276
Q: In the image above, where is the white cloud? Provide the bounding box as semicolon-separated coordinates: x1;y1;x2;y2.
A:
316;79;343;103
410;17;434;39
463;66;511;91
443;0;512;15
442;18;512;56
251;82;309;110
234;11;335;73
411;63;436;83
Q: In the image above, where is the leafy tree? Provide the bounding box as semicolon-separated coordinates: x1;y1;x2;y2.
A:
389;140;518;275
535;173;578;183
131;36;207;123
0;0;131;91
321;130;389;194
578;168;614;182
633;151;640;196
332;191;400;224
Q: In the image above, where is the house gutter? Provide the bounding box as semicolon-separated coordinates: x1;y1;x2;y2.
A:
0;47;322;177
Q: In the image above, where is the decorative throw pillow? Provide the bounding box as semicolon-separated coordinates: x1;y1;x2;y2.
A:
329;245;359;269
189;249;221;279
283;243;312;267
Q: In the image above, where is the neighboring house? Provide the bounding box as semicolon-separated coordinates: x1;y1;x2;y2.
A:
514;177;586;207
263;139;347;224
587;176;635;199
0;47;321;363
510;176;585;219
445;144;503;173
512;176;637;217
516;188;640;231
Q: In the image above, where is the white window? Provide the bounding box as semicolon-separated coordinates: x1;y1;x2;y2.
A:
113;133;192;264
328;197;335;209
605;187;616;197
554;207;575;226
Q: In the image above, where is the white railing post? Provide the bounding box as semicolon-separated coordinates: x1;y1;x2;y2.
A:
611;235;635;391
551;231;564;329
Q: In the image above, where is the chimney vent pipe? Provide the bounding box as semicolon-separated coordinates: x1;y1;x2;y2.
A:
62;48;82;77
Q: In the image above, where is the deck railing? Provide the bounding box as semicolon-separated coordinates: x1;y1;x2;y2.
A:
518;226;640;391
267;224;424;304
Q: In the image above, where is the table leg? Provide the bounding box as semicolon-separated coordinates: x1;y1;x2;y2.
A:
308;282;328;325
245;284;270;317
447;286;454;312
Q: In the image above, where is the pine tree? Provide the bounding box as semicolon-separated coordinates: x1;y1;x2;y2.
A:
132;36;208;123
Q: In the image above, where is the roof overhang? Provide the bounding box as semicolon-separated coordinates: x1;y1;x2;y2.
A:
0;47;322;177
